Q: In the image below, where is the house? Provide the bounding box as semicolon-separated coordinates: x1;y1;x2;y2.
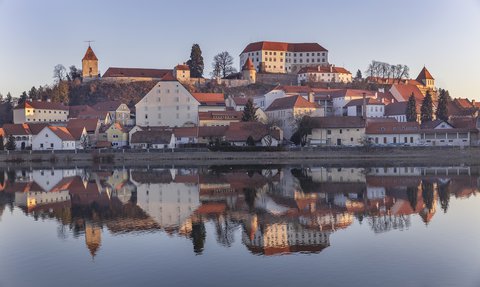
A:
93;101;131;126
68;105;95;119
389;83;425;103
13;101;69;124
420;119;478;146
307;116;366;146
265;95;321;139
173;127;198;146
0;123;48;150
173;64;190;82
77;109;112;126
447;98;478;119
366;121;421;146
224;122;282;146
226;96;249;111
66;125;88;149
312;89;380;116
105;123;129;148
67;118;100;147
368;67;436;98
385;102;409;122
199;111;242;126
198;126;229;144
32;126;76;150
297;65;352;84
254;85;312;110
135;75;226;128
239;41;329;74
130;130;175;149
345;98;385;118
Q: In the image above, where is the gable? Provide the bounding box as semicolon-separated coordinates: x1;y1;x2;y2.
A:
137;81;200;107
434;122;453;129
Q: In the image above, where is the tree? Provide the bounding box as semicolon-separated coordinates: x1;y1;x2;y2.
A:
355;69;363;80
438;182;451;213
290;116;313;146
68;65;82;81
365;60;409;81
53;64;67;82
0;135;4;151
186;44;204;78
28;86;38;101
211;51;236;78
246;135;255;146
420;91;434;123
18;91;28;105
51;81;70;104
6;135;16;151
242;98;258;122
406;186;418;210
436;89;449;122
406;93;418;122
190;221;206;254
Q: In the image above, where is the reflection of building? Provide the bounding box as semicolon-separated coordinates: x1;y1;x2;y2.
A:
85;224;102;258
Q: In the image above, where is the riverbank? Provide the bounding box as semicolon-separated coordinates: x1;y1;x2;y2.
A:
0;146;479;168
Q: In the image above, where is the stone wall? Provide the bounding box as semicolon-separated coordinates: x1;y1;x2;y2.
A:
256;73;297;86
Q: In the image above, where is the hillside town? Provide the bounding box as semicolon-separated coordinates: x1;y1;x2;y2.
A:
1;41;479;151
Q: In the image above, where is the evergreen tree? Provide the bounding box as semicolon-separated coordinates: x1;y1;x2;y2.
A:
5;135;16;151
0;135;4;151
420;91;434;123
190;221;206;254
406;93;417;122
436;89;449;122
355;69;363;80
186;44;204;78
28;86;38;101
406;186;418;210
242;98;258;122
18;91;28;105
438;182;451;213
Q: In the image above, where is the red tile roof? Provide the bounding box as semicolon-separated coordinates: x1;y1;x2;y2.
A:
232;96;249;106
344;98;384;107
298;65;351;74
198;126;228;137
224;122;281;142
384;102;408;116
199;110;242;121
0;124;30;136
173;127;197;138
265;95;318;111
391;84;424;102
309;116;366;129
241;41;328;54
82;46;98;61
67;118;99;133
93;101;123;111
48;126;75;141
191;93;225;106
175;64;190;71
102;67;171;78
15;101;69;111
242;58;255;71
160;71;176;81
366;121;420;134
131;130;173;144
416;67;434;81
69;105;95;118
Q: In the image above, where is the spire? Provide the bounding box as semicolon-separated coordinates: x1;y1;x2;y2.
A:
416;66;434;81
242;58;255;71
82;46;98;61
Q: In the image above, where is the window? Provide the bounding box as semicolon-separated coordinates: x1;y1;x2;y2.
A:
410;137;414;143
404;137;408;143
393;137;397;144
339;129;342;134
40;143;43;148
45;134;48;138
327;130;332;135
383;137;387;144
50;143;54;148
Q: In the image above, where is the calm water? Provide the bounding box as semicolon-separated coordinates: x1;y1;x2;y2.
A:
0;165;480;287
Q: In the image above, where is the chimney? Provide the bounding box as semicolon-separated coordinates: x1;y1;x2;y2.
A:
308;92;314;103
362;92;367;119
317;66;321;72
330;65;333;73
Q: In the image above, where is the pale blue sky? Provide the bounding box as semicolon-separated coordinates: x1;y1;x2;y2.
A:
0;0;479;99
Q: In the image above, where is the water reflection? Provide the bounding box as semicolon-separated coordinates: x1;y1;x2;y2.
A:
0;165;478;257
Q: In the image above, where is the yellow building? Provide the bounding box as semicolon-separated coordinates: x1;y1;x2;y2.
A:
105;123;129;148
307;116;366;146
85;224;102;258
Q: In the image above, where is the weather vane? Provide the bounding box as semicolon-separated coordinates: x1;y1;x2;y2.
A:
84;40;95;46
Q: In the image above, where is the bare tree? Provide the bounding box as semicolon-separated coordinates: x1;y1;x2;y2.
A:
53;64;67;82
211;51;237;78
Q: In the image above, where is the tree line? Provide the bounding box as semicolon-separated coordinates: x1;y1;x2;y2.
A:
406;89;450;123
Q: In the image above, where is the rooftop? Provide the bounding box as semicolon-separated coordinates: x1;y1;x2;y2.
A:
265;95;318;111
241;41;328;54
102;67;172;79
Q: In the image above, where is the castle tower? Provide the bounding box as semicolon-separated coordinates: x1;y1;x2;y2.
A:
416;66;435;89
82;45;99;80
242;58;256;84
174;64;190;82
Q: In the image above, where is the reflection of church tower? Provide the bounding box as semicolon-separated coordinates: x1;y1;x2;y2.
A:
242;58;256;84
85;224;102;258
82;45;99;81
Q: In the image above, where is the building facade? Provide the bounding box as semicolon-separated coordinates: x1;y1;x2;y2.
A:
13;101;69;124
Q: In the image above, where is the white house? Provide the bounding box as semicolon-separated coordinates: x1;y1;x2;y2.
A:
420;120;476;146
130;130;175;149
13;101;69;124
345;98;385;118
239;41;329;74
366;121;421;146
307;116;366;146
32;126;76;150
265;95;321;139
254;85;312;110
297;65;352;84
135;75;225;127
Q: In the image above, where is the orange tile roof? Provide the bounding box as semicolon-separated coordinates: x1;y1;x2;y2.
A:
241;41;328;53
224;122;281;141
82;46;98;61
15;101;69;111
48;126;75;141
175;64;190;71
265;95;318;111
366;121;420;134
391;84;424;102
67;118;99;133
191;93;225;105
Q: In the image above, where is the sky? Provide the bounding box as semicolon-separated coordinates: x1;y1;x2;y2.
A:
0;0;479;99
